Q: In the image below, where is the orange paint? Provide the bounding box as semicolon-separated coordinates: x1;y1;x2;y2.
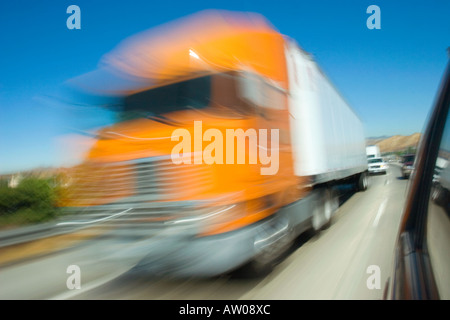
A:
61;10;309;236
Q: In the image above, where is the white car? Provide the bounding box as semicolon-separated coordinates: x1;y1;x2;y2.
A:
368;157;388;174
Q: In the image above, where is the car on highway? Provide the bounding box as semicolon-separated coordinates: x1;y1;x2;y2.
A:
400;154;415;178
385;58;449;300
368;157;388;174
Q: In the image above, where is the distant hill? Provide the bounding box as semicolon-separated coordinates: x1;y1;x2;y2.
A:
366;136;389;146
366;133;421;154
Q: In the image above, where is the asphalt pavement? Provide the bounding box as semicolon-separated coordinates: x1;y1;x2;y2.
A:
0;164;409;300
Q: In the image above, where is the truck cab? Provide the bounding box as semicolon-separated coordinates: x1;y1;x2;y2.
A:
60;10;368;277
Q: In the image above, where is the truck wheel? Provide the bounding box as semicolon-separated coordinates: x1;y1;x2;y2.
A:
322;188;339;230
312;188;338;231
234;216;294;278
357;172;368;191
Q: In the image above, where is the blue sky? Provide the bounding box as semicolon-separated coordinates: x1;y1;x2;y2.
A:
0;0;449;173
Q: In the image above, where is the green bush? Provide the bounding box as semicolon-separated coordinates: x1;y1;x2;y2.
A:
0;177;61;227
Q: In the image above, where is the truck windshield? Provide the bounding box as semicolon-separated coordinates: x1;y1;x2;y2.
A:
369;158;382;164
116;72;254;122
118;75;211;122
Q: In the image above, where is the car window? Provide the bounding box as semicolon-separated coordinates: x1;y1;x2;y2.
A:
426;101;450;299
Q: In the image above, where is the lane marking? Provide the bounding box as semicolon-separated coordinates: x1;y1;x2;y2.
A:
373;198;388;227
385;168;393;185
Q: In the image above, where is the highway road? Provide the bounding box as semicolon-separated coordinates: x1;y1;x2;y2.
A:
0;164;409;300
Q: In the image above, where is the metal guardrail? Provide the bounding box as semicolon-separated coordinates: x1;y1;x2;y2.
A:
0;221;86;248
0;206;149;248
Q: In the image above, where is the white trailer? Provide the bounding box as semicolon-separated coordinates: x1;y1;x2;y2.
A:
285;40;368;186
366;145;381;159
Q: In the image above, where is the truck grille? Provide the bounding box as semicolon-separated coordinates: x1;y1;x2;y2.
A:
65;156;212;207
60;156;218;234
65;161;134;207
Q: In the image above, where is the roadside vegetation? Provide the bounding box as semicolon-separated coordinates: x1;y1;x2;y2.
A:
0;177;63;229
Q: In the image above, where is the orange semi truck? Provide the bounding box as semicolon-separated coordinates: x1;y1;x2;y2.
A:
62;10;368;276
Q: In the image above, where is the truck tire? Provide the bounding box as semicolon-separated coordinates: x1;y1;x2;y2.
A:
312;188;338;231
234;216;294;278
357;172;369;191
322;188;339;230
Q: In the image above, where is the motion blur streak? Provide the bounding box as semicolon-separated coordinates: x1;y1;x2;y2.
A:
55;9;368;278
